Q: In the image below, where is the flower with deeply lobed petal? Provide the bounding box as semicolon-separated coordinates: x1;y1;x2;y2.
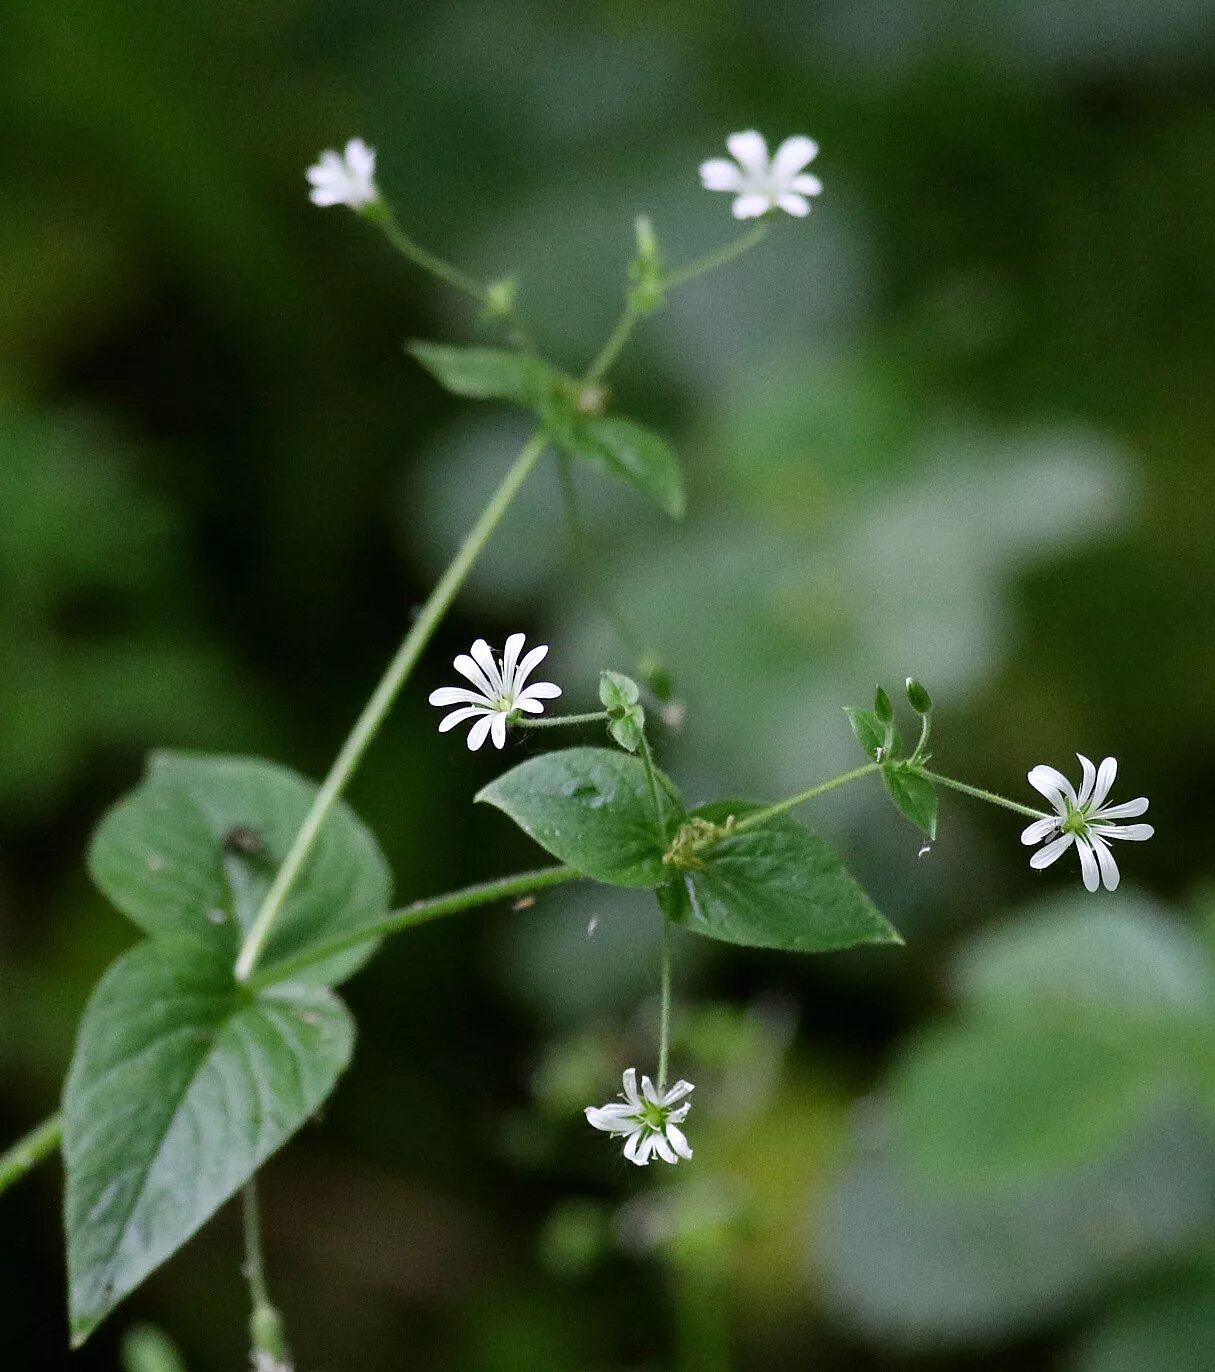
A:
699;130;823;219
306;138;379;209
1021;754;1153;892
585;1068;694;1166
428;633;561;750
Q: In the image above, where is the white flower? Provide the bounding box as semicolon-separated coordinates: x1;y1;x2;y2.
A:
585;1068;694;1167
306;138;379;209
699;130;823;219
1021;754;1153;893
428;633;561;750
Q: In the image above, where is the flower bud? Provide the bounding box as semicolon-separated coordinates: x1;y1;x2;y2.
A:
905;677;933;714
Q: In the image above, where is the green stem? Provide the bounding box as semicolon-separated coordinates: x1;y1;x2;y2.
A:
0;1114;61;1195
583;300;641;385
243;1179;291;1365
918;769;1047;821
368;203;489;305
234;429;548;982
245;864;578;992
657;917;673;1092
661;223;769;292
638;730;667;843
727;762;881;837
514;710;609;729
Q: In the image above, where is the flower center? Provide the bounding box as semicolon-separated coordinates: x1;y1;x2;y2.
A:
637;1102;668;1131
1061;803;1091;836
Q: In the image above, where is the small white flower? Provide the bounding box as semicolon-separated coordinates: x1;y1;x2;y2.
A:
306;137;379;209
585;1068;694;1167
428;633;561;750
1022;754;1153;893
699;130;823;219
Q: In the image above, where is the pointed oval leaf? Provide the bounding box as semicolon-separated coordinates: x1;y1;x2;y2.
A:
664;800;901;952
408;340;556;405
64;940;354;1345
88;752;392;986
563;416;685;518
882;766;938;839
476;746;683;886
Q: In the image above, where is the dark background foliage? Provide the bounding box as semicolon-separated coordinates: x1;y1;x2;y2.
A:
2;1;1213;1368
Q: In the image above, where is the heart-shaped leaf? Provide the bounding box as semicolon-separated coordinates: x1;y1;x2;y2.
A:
477;746;683;886
64;940;354;1345
88;752;391;986
662;800;900;952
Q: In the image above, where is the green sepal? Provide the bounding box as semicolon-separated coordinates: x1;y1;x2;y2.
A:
882;765;939;839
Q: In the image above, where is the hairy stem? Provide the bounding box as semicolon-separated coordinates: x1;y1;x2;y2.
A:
246;865;578;991
662;223;769;291
0;1114;61;1196
657;917;673;1091
726;762;881;837
918;769;1047;821
514;711;609;729
234;431;548;982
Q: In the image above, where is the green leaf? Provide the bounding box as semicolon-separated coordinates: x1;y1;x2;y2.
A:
663;800;901;953
1073;1264;1215;1372
890;1018;1163;1190
882;766;938;838
557;415;685;518
844;707;884;760
88;752;391;986
873;685;893;724
408;340;555;405
122;1326;189;1372
476;746;683;886
599;670;645;753
64;941;354;1345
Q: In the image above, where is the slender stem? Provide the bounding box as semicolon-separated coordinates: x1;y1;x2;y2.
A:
910;714;932;764
662;223;769;292
242;1180;271;1311
368;204;488;305
726;763;881;837
583;301;641;385
918;769;1047;821
657;918;673;1091
245;864;578;992
638;731;667;843
514;710;609;730
243;1179;291;1365
0;1114;61;1196
234;430;548;982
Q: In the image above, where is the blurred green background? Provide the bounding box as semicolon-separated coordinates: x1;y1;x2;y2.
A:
3;1;1214;1368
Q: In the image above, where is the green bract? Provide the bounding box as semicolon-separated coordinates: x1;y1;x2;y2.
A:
599;669;645;753
881;765;939;840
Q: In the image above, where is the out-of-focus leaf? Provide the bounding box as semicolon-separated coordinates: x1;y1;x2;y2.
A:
662;800;900;953
559;416;685;518
89;752;391;986
64;941;354;1345
1070;1265;1215;1372
121;1324;189;1372
408;340;556;406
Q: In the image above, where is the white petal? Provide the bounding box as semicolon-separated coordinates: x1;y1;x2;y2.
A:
1076;754;1097;807
667;1102;691;1125
306;151;343;183
511;643;550;691
699;158;744;192
666;1123;693;1160
466;713;495;751
621;1068;642;1108
661;1079;695;1107
429;685;490;707
1092;797;1149;821
789;172;824;196
731;192;771;219
515;681;561;705
1030;832;1074;870
585;1104;637;1133
1027;765;1077;808
490;712;509;750
726;130;769;174
1021;817;1058;846
1076;837;1100;892
453;653;498;699
500;633;526;686
513;697;545;714
771;135;818;179
651;1133;678;1165
640;1075;660;1106
623;1130;650;1166
438;705;490;734
1090;757;1118;812
776;192;810;217
470;638;504;694
1091;835;1120;891
1093;823;1154;842
344;138;375;177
